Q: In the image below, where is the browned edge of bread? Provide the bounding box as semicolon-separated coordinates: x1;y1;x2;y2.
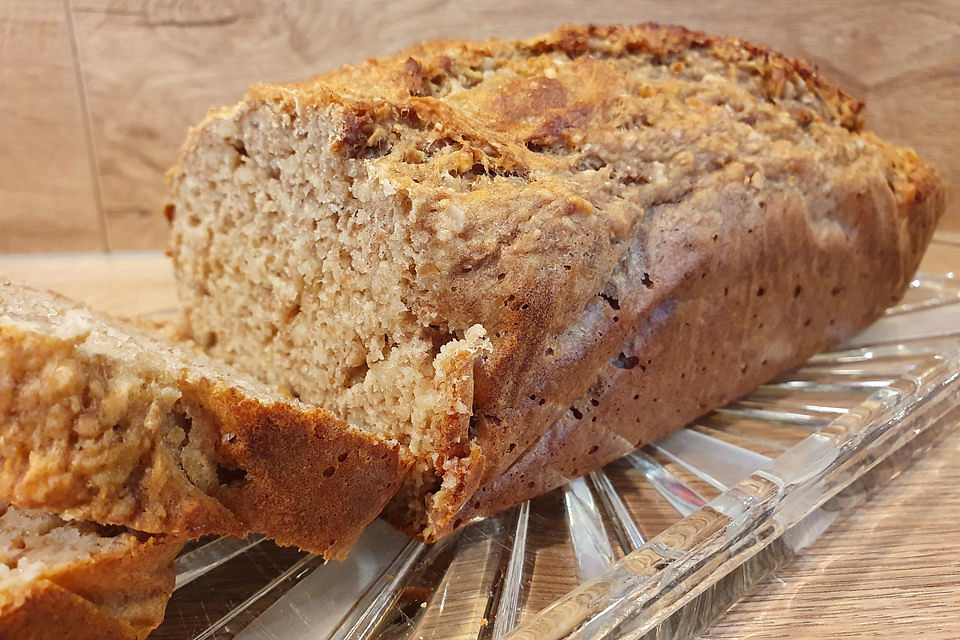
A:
0;534;183;640
0;286;408;558
195;381;410;557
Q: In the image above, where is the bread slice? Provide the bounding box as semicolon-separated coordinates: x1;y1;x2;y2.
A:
0;500;181;640
0;281;404;557
167;23;943;540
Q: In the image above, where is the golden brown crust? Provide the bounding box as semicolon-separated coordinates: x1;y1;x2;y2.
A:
196;383;409;557
0;533;182;640
247;22;863;134
0;580;140;640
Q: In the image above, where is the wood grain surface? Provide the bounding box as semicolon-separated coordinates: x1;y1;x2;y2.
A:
0;232;957;638
0;0;105;252
1;0;958;252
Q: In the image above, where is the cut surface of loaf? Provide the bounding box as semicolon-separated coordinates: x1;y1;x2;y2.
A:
168;23;943;540
0;281;405;557
0;500;182;640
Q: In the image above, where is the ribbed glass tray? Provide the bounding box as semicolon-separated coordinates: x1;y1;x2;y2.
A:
153;270;960;640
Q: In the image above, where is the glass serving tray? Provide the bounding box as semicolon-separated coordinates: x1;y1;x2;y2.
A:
153;270;960;640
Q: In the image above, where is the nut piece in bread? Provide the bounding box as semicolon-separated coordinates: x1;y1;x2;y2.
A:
0;500;182;640
0;281;405;557
168;23;943;540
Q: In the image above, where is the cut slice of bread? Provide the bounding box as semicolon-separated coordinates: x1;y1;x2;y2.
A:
0;281;405;557
0;500;182;640
168;23;942;540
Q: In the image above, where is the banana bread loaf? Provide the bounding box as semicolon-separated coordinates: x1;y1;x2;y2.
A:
0;281;404;556
167;23;943;541
0;500;181;640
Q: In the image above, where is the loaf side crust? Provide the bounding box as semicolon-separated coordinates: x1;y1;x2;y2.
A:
438;146;943;534
383;130;942;539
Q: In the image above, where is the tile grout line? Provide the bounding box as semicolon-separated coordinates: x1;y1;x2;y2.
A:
62;0;110;253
